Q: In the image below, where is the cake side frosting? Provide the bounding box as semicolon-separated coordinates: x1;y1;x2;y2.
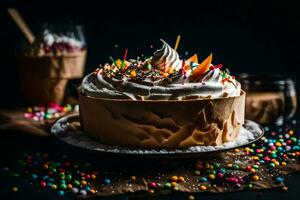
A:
81;39;240;100
79;91;245;148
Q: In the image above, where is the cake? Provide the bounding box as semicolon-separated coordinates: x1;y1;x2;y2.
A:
79;39;245;148
19;28;87;104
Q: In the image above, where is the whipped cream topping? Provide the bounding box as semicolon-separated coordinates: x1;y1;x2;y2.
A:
81;40;241;100
43;29;84;48
151;39;182;71
23;28;85;56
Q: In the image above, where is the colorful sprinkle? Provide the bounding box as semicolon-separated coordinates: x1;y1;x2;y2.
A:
282;186;288;191
200;185;207;191
58;190;64;196
251;175;260;181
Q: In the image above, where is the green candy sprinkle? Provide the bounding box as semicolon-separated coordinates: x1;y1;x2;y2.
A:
165;182;172;188
270;163;276;168
60;184;67;190
66;174;72;181
74;180;80;186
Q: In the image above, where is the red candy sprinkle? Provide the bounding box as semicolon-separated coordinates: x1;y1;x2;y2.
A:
217;172;224;178
148;182;157;188
264;156;271;162
40;181;46;187
246;166;252;172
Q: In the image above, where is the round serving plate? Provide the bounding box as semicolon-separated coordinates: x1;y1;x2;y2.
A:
50;114;264;158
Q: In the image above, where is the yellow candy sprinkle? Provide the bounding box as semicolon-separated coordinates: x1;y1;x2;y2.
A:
226;163;233;168
130;70;137;78
12;187;18;192
81;180;87;186
275;142;282;147
171;182;177;187
281;162;287;166
171;176;178;182
252;156;259;161
188;195;195;200
244;147;251;151
91;174;96;179
178;176;185;182
163;72;169;78
251;175;260;181
288;130;294;136
200;185;207;191
208;174;215;180
275;161;280;166
251;168;256;173
194;170;201;176
168;67;174;74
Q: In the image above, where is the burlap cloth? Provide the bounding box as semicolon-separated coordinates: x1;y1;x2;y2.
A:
0;109;299;198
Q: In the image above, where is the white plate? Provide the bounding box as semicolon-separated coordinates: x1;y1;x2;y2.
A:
50;114;264;157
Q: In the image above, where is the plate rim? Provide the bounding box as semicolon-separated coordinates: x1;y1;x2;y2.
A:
50;113;264;157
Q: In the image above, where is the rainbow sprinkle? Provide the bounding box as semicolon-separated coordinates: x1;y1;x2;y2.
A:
1;121;299;197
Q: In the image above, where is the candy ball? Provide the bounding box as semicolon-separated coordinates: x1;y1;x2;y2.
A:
200;177;208;182
104;178;111;185
200;185;207;191
208;174;216;180
171;176;178;182
276;177;284;183
72;187;79;194
58;190;64;196
251;175;260;181
282;186;288;191
178;176;185;182
80;189;87;195
188;195;195;200
40;181;46;188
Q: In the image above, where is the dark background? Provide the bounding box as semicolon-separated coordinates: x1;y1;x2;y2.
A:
1;1;300;200
0;0;300;108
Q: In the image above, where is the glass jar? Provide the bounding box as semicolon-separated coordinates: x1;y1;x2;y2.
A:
238;74;297;125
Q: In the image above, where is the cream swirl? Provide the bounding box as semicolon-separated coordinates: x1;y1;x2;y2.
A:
151;39;182;71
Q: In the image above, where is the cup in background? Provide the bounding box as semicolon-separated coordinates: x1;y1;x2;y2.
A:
19;24;87;105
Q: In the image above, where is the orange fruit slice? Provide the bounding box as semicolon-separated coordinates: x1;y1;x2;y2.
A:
184;54;198;70
190;53;212;81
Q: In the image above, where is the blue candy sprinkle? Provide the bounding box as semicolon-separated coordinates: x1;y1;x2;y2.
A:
200;177;208;182
31;174;38;179
276;177;284;183
104;178;111;185
58;190;64;196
